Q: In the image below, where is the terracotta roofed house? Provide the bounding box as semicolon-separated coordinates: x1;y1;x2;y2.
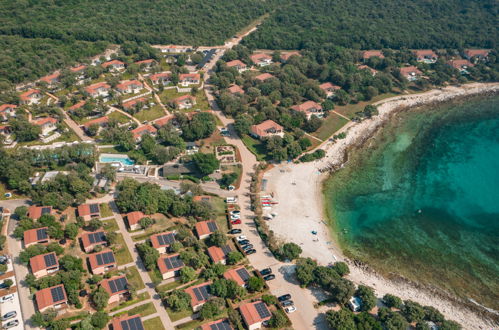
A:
319;82;341;98
88;249;116;274
85;82;111;98
150;72;172;85
126;211;146;230
28;205;53;220
223;266;251;287
184;281;212;311
157;253;185;280
399;66;423;81
102;59;125;71
154;44;193;53
77;203;101;221
207;245;232;265
195;220;218;240
227;85;245;95
179;73;201;86
291;100;324;119
0;104;17;121
33;117;58;135
112;314;144;330
362;50;384;60
81;230;107;253
464;49;489;61
83;116;109;133
153;115;174;127
201;319;233;330
40;72;60;86
413;50;438;63
250;120;284;139
151;231;176;253
24;227;49;248
30;252;59;279
254;73;274;82
100;275;129;304
357;65;378;76
70;65;87;79
35;284;68;312
116;80;143;94
250;53;272;67
447;59;474;73
226;60;248;73
240;300;272;330
135;59;156;71
20;89;42;105
280;51;301;62
173;95;196;110
68;101;86;112
122;97;148;111
131;125;157;142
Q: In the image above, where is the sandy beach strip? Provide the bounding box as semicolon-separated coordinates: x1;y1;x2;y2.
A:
263;82;499;329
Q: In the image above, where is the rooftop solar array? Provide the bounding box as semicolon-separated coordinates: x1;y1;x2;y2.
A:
157;232;175;246
36;228;48;240
96;251;115;265
88;232;106;244
210;319;232;330
89;204;100;213
41;207;51;215
193;284;211;301
120;316;144;330
164;255;184;270
50;286;65;303
207;221;218;232
236;268;250;282
44;253;57;267
221;245;232;256
254;302;271;319
109;277;128;293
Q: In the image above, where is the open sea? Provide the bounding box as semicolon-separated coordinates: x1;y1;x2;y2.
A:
324;94;499;310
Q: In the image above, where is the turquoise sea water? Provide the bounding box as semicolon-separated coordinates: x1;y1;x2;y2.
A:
325;95;499;309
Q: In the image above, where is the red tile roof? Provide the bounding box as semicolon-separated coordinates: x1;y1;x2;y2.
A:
150;72;171;82
126;211;146;226
131;125;157;139
240;301;271;326
291;101;322;113
123;97;147;109
362;50;384;59
228;85;244;95
281;51;301;61
33;117;57;126
101;275;128;296
40;72;60;83
413;49;438;59
83;116;109;129
173;95;195;104
207;245;231;263
102;60;125;68
70;65;87;73
464;49;489;58
135;59;156;65
0;104;17;112
85;82;111;94
30;252;58;273
357;65;378;75
24;227;49;246
319;82;341;91
153;115;174;127
250;53;272;63
399;66;422;76
250;120;283;138
226;60;246;68
28;206;52;220
195;221;218;237
116;80;143;91
179;73;200;81
184;281;212;307
68;101;86;111
157;253;184;274
223;266;249;286
77;203;100;216
447;59;474;69
20;89;41;101
254;73;274;82
35;284;67;311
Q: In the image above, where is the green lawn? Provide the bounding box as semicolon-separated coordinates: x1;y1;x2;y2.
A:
108;110;132;124
131;215;174;242
156;280;183;293
102;218;119;232
100;203;113;218
143;317;165;330
148;269;163;285
159;88;210;113
126;266;145;290
313;115;349;141
166;307;193;322
126;302;156;317
134;105;165;122
114;233;134;265
241;134;267;161
110;292;150;312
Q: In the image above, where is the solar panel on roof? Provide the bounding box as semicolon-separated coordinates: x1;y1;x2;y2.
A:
109;277;128;293
36;228;48;240
41;207;51;215
193;284;210;301
164;255;184;270
89;204;100;214
236;268;250;281
50;286;65;303
121;316;144;330
210;319;232;330
44;253;57;267
207;221;218;232
157;233;175;246
254;302;271;319
96;251;115;265
221;245;232;255
88;232;106;244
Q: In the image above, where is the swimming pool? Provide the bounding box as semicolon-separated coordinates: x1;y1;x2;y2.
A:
99;153;135;166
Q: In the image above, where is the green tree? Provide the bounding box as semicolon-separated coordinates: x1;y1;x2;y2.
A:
64;223;79;240
91;311;110;329
91;287;110;311
269;310;288;328
3;279;13;288
402;300;425;323
279;242;302;261
383;294;403;309
138;217;154;229
247;276;264;292
328;278;355;305
192;153;220;176
355;285;376;312
226;251;243;265
295;257;317;287
136;242;160;271
166;290;191;312
88;219;103;231
209;230;227;247
332;261;350;277
326;308;356;330
179;266;197;283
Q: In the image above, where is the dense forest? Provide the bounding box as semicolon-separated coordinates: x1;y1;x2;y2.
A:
243;0;498;50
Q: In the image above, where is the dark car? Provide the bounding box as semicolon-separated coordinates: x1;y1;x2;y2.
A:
263;274;275;281
241;244;253;251
0;282;9;290
278;294;291;302
259;268;272;276
238;239;250;245
245;249;256;255
228;229;242;234
281;300;294;307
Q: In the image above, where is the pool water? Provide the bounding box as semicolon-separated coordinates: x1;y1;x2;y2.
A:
99;155;135;166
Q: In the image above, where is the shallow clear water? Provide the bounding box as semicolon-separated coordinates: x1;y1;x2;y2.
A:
99;154;135;166
325;95;499;309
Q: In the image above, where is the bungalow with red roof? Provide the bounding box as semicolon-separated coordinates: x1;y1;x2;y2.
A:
83;116;109;133
157;253;185;280
88;249;116;274
319;82;341;98
447;59;474;73
131;124;157;142
193;195;212;203
153;115;174;127
184;281;212;311
173;95;196;110
28;205;53;220
68;101;86;113
151;231;176;254
112;314;144;330
250;53;272;67
413;50;438;63
250;120;284;139
77;203;101;221
40;72;60;87
30;252;59;279
102;59;125;71
223;266;251;287
399;66;423;81
100;275;129;304
254;73;274;82
291;101;324;119
150;72;172;85
226;60;248;73
207;245;232;265
227;85;245;96
240;301;272;330
464;49;489;61
362;50;384;61
20;89;42;105
201;319;233;330
179;73;201;86
195;220;218;240
358;65;378;76
135;59;157;71
281;51;301;62
35;284;67;312
80;230;108;253
0;104;17;121
70;65;87;79
122;97;149;111
126;211;146;230
33;117;58;136
85;82;111;98
116;80;143;94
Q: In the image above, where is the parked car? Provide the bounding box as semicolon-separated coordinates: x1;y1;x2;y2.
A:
3;320;19;329
226;197;238;203
0;294;14;303
231;219;241;225
245;249;256;255
0;282;10;290
230;210;240;215
260;268;272;276
230;214;240;220
1;311;16;321
228;229;242;234
241;244;253;251
0;256;8;264
238;239;250;245
236;235;247;242
281;300;294;307
277;294;291;302
285;306;297;313
263;274;275;281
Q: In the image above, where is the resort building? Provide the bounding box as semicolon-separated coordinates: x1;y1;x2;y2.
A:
250;120;284;139
28;205;53;220
319;82;341;98
280;51;301;62
153;45;193;53
20;89;43;105
226;60;248;73
173;95;196;109
33;117;58;136
102;60;125;71
77;203;101;221
250;53;272;67
70;65;87;79
88;249;116;274
116;80;143;94
100;275;129;304
135;59;157;70
80;230;108;253
157;253;185;280
464;49;489;61
112;314;144;330
227;85;245;95
361;50;384;61
447;59;474;73
254;73;274;82
0;104;17;121
201;319;233;330
85;82;111;98
184;281;212;311
123;98;148;111
399;66;423;81
83;116;109;133
150;231;176;254
131;125;157;142
413;50;438;63
150;72;172;85
179;73;201;86
35;284;67;312
207;245;232;265
126;211;146;230
223;266;251;287
195;220;219;240
291;100;324;119
24;227;49;248
239;301;272;330
30;252;59;279
40;72;60;87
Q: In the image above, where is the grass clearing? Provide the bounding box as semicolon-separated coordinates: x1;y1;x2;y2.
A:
166;307;193;322
103;218;119;232
156;280;183;293
143;317;165;330
100;203;113;218
241;134;267;161
148;269;163;285
108;110;132;124
134;105;165;122
125;266;145;290
313;115;349;141
126;302;156;317
114;233;134;265
110;292;150;312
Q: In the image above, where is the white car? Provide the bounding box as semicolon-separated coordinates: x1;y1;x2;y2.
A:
230;214;240;220
236;235;247;242
0;294;14;303
285;306;297;313
226;197;238;204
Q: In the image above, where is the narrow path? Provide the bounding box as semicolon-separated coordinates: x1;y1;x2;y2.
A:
138;73;170;116
331;110;351;121
108;106;142;126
